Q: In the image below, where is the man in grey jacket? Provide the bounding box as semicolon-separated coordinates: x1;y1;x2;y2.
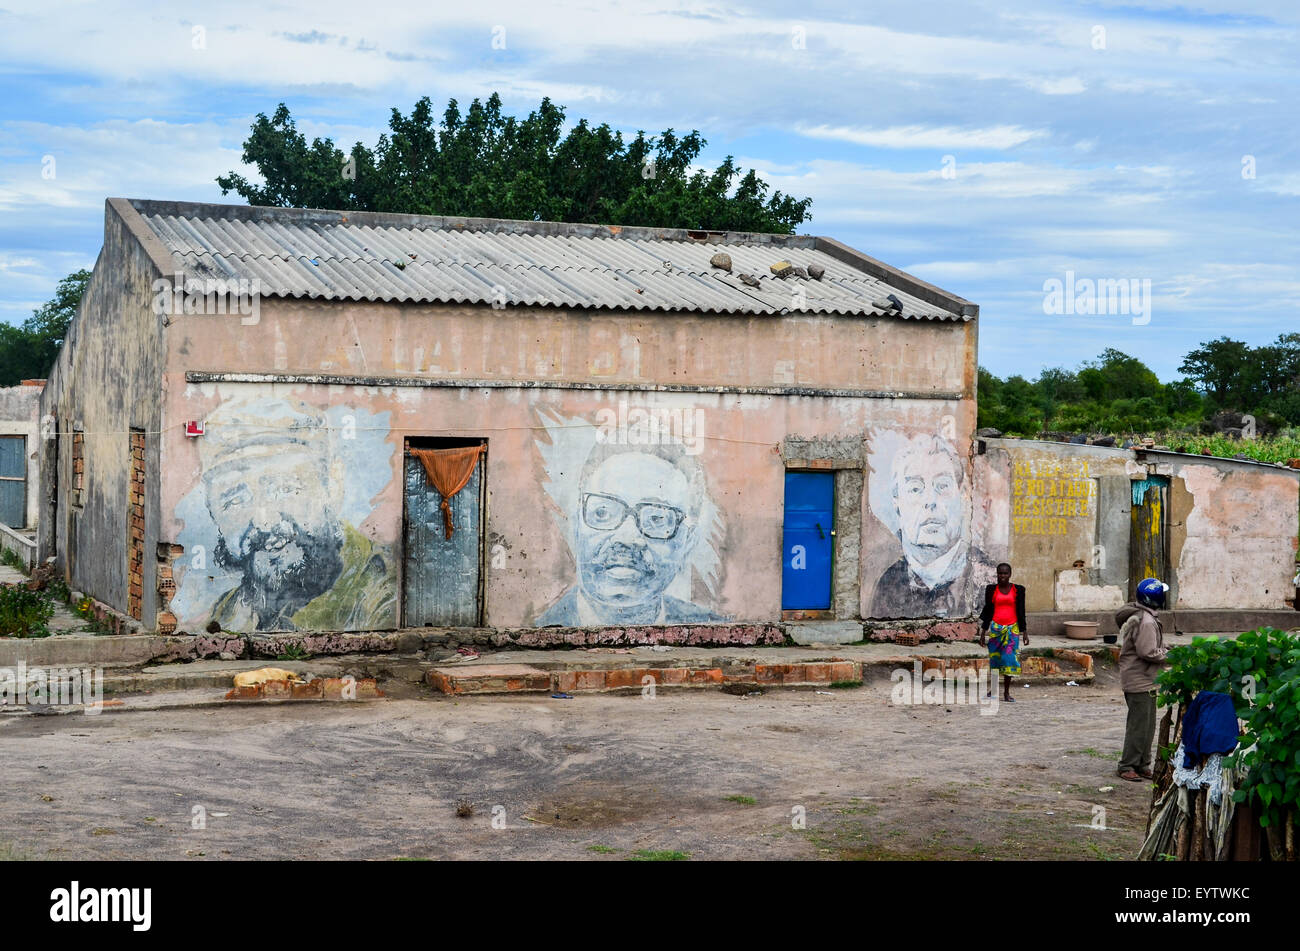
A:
1115;578;1171;782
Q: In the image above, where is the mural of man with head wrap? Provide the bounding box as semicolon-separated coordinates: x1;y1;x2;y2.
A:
535;433;726;627
867;429;997;619
196;397;396;632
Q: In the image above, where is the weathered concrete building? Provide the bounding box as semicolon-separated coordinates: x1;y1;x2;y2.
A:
38;199;1300;643
39;198;986;639
974;437;1300;634
0;380;45;571
0;380;44;531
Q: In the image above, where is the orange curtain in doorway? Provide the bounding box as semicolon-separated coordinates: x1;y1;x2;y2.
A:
410;445;485;539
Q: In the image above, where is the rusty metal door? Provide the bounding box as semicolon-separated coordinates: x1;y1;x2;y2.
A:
1130;476;1169;600
402;440;484;627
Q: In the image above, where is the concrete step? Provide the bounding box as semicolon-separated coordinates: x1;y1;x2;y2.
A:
0;642;1099;712
0;634;174;669
906;648;1095;685
428;659;865;695
103;659;346;694
786;621;863;645
3;655;434;696
427;646;1098;696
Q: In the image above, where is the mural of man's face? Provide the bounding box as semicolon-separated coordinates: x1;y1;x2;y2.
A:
204;450;344;613
575;452;695;611
894;449;964;565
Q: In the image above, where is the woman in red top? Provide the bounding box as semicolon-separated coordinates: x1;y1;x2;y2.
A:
979;562;1028;702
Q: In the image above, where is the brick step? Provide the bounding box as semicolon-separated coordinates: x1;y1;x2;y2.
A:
224;677;383;702
427;660;862;696
899;648;1095;685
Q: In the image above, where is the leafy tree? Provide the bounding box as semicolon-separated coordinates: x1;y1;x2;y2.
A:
1163;378;1204;418
24;269;89;373
0;324;38;388
1177;334;1300;424
218;95;813;232
1083;348;1162;401
1178;337;1253;408
1036;367;1083;429
977;368;1043;434
999;375;1038;414
1254;333;1300;422
0;269;90;386
977;366;1002;406
981;347;1210;436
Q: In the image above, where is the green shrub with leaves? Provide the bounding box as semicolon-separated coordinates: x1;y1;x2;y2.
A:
1157;628;1300;832
1156;628;1296;712
1174;433;1300;464
0;547;27;572
46;578;71;604
1234;672;1300;828
0;584;56;638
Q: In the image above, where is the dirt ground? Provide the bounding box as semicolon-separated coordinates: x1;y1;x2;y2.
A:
0;659;1153;861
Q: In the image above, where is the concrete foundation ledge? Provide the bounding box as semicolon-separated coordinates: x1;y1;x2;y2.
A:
147;631;428;663
1028;609;1300;638
159;623;785;659
427;659;863;695
862;619;980;643
0;635;171;669
485;622;785;648
246;631;425;658
37;609;1272;669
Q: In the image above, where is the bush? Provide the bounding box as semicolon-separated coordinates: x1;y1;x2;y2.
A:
1178;433;1300;463
1157;628;1300;831
0;584;55;638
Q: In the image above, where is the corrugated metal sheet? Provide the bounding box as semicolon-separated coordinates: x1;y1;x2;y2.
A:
138;208;965;320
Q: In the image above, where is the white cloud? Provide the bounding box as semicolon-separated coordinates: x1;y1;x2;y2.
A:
0;119;243;213
1026;76;1086;95
0;254;40;273
796;124;1045;150
0;0;1296;380
1259;172;1300;196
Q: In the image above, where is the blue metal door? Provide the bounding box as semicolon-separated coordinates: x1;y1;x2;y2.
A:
782;471;833;610
403;449;483;626
0;436;26;528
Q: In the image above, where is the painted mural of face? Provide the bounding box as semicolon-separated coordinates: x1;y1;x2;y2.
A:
894;446;964;566
867;429;992;620
576;452;695;616
204;447;345;626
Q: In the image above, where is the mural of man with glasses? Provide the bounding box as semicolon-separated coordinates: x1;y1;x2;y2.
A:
535;440;725;626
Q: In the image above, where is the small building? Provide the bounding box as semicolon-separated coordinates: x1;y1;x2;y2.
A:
974;437;1300;633
0;380;44;531
37;198;981;637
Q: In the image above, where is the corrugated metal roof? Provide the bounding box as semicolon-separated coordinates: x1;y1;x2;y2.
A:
130;200;969;320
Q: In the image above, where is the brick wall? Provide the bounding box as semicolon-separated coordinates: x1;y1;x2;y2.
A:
127;429;144;620
71;430;84;507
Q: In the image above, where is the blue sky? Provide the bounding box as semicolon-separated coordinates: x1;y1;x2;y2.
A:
1;0;1296;381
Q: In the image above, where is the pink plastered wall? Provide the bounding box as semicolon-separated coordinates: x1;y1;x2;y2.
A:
156;299;976;632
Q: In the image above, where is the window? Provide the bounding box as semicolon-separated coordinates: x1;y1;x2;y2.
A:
0;435;26;528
